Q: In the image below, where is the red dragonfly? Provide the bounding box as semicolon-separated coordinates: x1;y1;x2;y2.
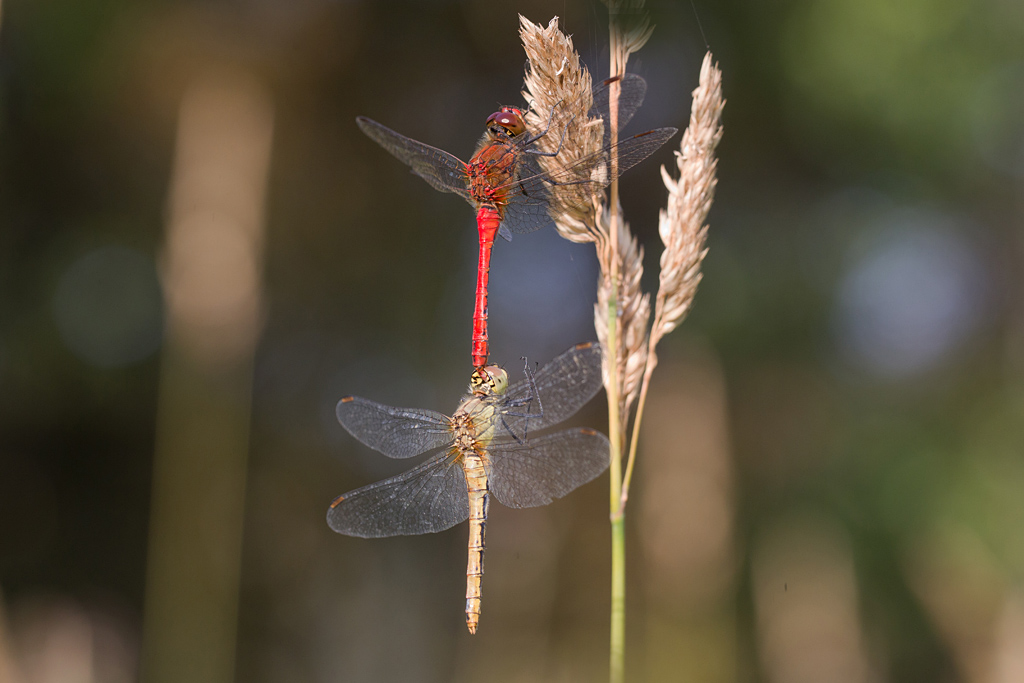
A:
357;74;677;368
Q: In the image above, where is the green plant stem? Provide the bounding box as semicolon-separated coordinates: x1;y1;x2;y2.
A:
610;513;625;683
607;282;624;683
606;63;626;683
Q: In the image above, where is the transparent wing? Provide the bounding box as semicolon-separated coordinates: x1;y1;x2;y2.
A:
589;73;647;146
500;127;678;235
499;342;605;436
327;451;469;537
487;428;609;509
336;396;453;459
527;73;646;152
497;153;555;235
356;117;473;200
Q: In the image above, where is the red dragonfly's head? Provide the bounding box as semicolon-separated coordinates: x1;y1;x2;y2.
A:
485;107;526;140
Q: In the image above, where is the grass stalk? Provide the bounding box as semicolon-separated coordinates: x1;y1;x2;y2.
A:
619;349;655;513
606;16;627;681
607;282;625;682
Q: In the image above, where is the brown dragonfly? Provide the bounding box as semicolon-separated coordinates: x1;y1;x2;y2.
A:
328;343;608;633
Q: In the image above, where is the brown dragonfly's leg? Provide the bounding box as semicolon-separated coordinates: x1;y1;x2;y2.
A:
498;358;544;443
463;453;489;634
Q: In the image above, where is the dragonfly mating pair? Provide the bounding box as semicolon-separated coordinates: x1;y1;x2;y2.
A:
357;73;677;368
329;343;608;634
330;70;672;632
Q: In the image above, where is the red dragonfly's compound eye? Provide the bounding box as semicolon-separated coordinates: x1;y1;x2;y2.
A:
485;108;525;138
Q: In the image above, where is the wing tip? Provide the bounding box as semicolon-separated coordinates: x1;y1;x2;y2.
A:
578;428;610;445
336;397;356;424
570;341;602;363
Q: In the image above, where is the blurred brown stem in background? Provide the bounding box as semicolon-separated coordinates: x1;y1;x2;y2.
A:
141;68;273;683
0;589;24;683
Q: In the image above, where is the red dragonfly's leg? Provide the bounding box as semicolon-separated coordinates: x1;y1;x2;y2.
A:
472;207;501;368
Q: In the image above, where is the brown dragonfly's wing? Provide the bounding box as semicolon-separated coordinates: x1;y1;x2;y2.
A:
356;117;473;200
337;396;453;459
499;127;678;235
499;342;604;438
327;451;469;538
487;428;610;509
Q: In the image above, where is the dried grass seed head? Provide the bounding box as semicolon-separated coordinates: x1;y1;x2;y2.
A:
593;203;650;422
605;0;654;71
519;15;604;242
654;52;723;343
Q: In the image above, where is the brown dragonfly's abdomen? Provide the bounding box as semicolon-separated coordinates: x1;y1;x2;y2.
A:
462;450;489;635
467;140;519;214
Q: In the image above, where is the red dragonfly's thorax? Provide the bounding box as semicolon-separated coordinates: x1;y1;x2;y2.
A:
467;140;519;213
466;106;527;214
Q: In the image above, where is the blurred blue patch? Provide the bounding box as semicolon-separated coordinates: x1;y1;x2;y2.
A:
832;208;989;378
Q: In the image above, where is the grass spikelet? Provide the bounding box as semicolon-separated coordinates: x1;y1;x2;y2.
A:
605;0;655;75
594;204;650;426
519;15;604;243
652;53;723;345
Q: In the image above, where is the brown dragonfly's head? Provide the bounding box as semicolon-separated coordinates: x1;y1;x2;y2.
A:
485;107;526;140
469;364;509;396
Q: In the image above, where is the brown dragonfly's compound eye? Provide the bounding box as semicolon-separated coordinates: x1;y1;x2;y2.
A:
482;365;509;394
485;108;525;138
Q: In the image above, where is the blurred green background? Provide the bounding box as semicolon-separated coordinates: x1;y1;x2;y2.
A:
3;0;1024;681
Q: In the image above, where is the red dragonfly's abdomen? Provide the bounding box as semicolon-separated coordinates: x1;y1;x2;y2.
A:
466;137;520;368
471;207;500;368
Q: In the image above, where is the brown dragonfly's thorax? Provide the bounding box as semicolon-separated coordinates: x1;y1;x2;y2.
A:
450;364;508;455
451;396;499;453
467;137;520;213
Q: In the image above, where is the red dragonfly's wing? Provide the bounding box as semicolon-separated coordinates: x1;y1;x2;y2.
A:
589;73;648;147
486;428;609;509
527;72;647;152
336;396;453;459
327;451;469;537
356;117;472;200
498;342;605;438
498;126;678;235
